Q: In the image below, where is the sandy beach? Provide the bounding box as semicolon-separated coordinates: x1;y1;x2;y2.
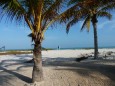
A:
0;49;115;86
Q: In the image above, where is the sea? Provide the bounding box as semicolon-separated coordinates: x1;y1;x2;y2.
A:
0;46;115;52
55;46;115;50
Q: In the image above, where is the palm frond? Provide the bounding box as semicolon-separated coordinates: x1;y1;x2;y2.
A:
66;0;114;33
86;18;91;32
81;15;91;31
68;0;84;6
43;0;65;22
99;0;115;5
28;33;35;42
66;18;79;33
0;0;26;22
97;11;112;20
59;4;81;23
100;2;115;12
43;2;80;31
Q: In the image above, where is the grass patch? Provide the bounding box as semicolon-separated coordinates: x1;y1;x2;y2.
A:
0;50;32;55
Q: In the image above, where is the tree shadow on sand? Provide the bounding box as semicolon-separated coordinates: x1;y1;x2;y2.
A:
17;57;115;82
42;57;115;85
0;59;32;86
0;57;115;86
0;67;32;84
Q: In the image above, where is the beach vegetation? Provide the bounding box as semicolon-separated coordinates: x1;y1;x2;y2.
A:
0;0;115;83
0;50;32;55
60;0;115;59
0;0;69;82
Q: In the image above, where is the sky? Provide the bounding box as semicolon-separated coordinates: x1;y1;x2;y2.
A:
0;12;115;50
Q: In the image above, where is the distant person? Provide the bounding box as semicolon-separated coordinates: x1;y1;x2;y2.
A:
58;45;60;50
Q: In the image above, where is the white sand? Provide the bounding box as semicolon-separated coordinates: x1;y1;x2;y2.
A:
42;49;115;58
0;49;115;86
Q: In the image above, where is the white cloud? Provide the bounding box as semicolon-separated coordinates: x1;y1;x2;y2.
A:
98;20;115;29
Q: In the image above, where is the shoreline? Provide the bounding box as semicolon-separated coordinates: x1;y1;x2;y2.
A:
1;47;115;51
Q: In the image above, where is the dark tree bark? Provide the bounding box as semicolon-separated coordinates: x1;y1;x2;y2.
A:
32;40;43;83
91;14;98;59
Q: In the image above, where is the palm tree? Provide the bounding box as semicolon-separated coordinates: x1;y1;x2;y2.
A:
0;0;68;82
62;0;115;59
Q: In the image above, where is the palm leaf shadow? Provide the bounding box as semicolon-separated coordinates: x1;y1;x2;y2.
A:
0;67;32;83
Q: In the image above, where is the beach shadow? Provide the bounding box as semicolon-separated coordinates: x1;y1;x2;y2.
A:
0;66;32;83
16;63;33;70
0;75;16;86
0;58;33;86
43;58;115;82
0;55;115;85
15;54;32;59
0;55;33;68
42;57;76;65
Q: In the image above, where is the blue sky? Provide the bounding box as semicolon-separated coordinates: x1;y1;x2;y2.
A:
0;13;115;50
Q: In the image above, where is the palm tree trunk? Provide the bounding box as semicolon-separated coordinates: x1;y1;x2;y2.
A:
32;41;43;83
92;14;98;59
